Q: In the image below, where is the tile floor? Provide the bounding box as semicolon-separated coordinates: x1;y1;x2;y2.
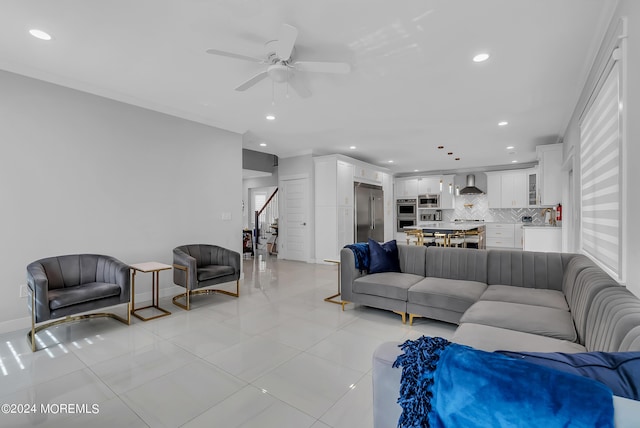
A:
0;251;456;428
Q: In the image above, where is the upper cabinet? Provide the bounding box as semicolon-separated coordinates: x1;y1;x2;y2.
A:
440;174;456;209
536;144;563;206
417;177;440;194
354;166;383;184
486;170;527;208
395;178;419;198
336;161;354;206
395;175;455;208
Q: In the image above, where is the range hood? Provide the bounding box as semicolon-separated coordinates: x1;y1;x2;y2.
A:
459;174;484;195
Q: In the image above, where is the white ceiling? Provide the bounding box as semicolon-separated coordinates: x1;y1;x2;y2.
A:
0;0;616;174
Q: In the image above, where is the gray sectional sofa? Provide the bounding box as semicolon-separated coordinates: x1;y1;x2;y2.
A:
339;245;640;427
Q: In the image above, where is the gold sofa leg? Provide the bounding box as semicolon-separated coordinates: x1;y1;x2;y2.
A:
393;311;407;324
409;313;422;326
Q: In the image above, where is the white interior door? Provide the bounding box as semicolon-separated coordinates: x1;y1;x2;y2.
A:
282;177;309;261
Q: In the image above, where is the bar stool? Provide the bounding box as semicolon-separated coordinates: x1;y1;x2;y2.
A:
434;232;448;247
448;232;466;248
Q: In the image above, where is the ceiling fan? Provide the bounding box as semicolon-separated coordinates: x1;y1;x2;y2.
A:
206;24;351;98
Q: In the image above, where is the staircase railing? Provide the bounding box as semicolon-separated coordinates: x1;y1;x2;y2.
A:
254;188;279;251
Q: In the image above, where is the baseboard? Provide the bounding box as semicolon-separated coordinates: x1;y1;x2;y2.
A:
0;316;31;335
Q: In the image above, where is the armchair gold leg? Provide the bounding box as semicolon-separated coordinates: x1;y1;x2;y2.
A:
172;281;239;311
27;302;131;352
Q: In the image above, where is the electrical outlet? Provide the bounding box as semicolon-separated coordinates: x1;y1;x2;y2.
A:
19;284;29;298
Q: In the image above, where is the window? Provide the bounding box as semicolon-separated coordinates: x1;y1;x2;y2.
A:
580;55;623;281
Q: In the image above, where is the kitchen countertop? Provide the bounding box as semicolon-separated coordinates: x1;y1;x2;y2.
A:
522;224;562;229
405;222;486;231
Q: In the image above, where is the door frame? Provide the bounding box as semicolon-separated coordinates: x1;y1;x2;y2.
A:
279;174;311;262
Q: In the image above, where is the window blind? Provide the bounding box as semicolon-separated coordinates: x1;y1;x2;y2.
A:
580;61;621;279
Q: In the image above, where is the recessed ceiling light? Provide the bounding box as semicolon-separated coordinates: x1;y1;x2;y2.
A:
265;114;276;121
349;146;357;150
498;121;509;126
414;169;419;172
455;158;460;161
512;160;518;163
388;160;394;163
447;152;453;156
473;53;490;63
259;143;267;147
29;29;52;41
437;146;444;149
506;146;515;150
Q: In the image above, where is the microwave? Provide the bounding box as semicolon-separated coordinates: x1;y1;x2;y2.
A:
418;194;440;208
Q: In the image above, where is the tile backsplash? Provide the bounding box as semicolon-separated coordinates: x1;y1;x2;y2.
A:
442;194;544;224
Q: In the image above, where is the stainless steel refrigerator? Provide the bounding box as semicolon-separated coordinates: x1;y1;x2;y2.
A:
354;182;384;243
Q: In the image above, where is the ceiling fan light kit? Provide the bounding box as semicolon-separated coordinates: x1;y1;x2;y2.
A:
207;23;351;98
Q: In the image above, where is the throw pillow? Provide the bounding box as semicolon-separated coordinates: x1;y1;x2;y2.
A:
498;350;640;400
368;239;401;274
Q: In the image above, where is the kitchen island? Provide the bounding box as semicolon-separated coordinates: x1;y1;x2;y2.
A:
404;222;486;248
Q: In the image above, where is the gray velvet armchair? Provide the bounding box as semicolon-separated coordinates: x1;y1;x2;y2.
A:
172;244;240;310
26;254;131;352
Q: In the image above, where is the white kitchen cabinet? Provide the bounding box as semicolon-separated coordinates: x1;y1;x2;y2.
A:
383;173;394;240
527;169;539;207
337;161;354;206
486;171;527;208
486;223;516;248
440;174;456;209
523;226;562;252
395;178;419;198
315;155;390;261
418;177;440;195
536;144;563;206
504;171;527;208
514;224;524;249
486;173;502;209
355;166;382;184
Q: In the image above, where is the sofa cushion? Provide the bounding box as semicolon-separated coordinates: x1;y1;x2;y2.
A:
426;247;487;283
486;250;574;290
197;265;235;281
408;277;487;314
368;239;401;274
453;323;587;353
49;282;121;310
497;351;640;400
480;284;568;310
353;272;423;300
460;301;578;342
397;244;427;276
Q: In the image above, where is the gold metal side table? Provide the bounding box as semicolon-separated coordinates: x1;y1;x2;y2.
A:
323;259;349;310
130;262;172;321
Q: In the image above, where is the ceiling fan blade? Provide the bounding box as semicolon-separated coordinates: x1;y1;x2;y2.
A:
288;74;312;98
276;24;298;61
293;61;351;74
235;71;269;91
206;49;264;63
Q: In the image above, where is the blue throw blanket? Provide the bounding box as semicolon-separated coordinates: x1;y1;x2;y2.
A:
344;243;370;272
393;336;614;428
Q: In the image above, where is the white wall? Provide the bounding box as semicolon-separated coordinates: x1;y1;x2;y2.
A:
562;0;640;296
0;70;242;331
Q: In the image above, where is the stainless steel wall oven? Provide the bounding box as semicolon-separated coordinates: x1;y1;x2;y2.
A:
396;198;417;232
